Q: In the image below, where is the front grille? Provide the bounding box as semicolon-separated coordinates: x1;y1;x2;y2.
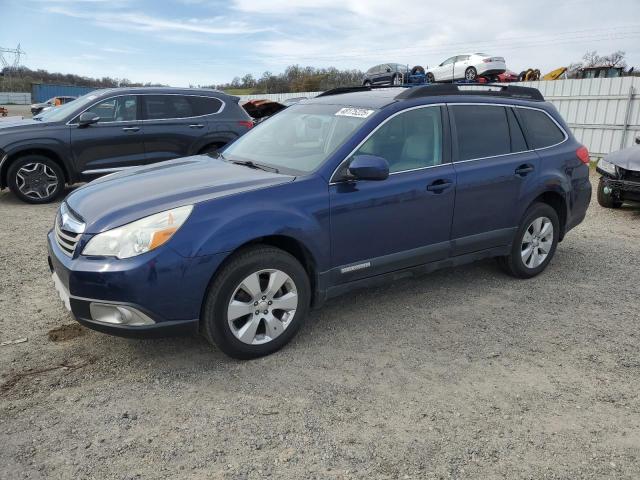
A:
54;203;85;257
54;221;81;256
620;168;640;183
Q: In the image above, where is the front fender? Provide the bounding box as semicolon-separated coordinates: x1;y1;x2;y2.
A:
1;136;73;186
170;175;331;271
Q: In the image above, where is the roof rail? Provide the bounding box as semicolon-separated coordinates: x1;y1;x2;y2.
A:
316;85;400;97
395;83;544;101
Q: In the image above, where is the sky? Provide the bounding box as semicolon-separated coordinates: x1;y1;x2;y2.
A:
1;0;639;87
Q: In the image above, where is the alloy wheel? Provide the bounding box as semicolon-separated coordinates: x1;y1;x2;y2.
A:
465;68;477;80
15;162;59;200
227;269;298;345
521;216;553;269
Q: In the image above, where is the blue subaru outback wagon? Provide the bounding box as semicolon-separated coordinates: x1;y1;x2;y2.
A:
48;84;591;358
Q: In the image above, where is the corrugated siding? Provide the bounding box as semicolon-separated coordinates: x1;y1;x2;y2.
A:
31;84;96;103
239;78;640;158
0;92;31;104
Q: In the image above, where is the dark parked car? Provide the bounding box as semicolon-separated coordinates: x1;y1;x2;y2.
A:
0;88;253;203
596;136;640;208
48;84;591;359
363;63;409;86
31;96;77;116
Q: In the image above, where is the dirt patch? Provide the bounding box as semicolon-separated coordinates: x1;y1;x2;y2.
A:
47;323;86;342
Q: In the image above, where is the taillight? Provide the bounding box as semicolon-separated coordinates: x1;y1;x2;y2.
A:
483;58;491;63
576;146;590;164
238;120;254;129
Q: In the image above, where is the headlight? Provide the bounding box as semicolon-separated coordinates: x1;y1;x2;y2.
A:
597;158;617;176
82;205;193;259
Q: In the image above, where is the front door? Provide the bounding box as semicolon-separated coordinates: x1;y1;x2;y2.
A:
329;105;456;284
448;104;540;255
70;95;145;174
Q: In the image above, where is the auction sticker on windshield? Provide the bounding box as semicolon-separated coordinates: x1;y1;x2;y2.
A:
335;107;375;118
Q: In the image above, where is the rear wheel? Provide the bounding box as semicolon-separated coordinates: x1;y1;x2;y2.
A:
363;80;371;87
498;203;559;279
7;155;65;204
202;246;310;359
597;177;622;208
465;67;477;81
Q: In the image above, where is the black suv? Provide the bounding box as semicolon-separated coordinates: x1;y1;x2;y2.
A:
0;87;253;203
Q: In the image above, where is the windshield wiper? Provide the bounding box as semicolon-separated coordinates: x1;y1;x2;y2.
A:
231;159;280;174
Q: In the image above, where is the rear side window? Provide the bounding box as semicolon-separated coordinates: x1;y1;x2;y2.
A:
144;95;195;120
518;109;565;148
451;105;510;161
188;96;223;116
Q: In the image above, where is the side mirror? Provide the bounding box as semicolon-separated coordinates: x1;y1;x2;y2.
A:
78;112;100;127
348;155;389;181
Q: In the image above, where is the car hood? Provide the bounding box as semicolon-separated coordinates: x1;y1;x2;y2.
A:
65;155;294;233
605;145;640;171
0;118;44;131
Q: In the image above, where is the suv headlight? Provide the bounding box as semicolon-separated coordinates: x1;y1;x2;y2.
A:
597;158;617;176
82;205;193;259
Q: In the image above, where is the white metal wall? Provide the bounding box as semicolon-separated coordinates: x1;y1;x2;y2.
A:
0;92;31;105
240;78;640;158
517;77;640;158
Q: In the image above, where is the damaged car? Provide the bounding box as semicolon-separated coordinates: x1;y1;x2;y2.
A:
596;136;640;208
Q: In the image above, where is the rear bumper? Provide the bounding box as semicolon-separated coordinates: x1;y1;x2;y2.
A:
47;230;226;338
477;62;506;76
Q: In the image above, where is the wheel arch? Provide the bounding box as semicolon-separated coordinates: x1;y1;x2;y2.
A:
2;147;71;188
529;190;568;240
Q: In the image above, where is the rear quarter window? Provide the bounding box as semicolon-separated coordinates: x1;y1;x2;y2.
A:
188;96;223;116
518;108;565;149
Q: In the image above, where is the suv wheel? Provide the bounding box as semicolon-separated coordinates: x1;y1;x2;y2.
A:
7;155;65;204
465;67;477;81
202;246;310;359
597;178;622;208
498;203;559;279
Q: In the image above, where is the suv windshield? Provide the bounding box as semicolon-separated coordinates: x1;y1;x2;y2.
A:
34;92;101;123
222;103;373;175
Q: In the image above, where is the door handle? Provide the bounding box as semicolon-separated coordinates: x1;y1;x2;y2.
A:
426;179;453;192
189;124;205;129
515;164;534;177
122;126;139;132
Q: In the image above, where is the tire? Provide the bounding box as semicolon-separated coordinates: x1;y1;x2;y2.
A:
363;80;371;87
465;67;477;81
202;246;311;359
426;72;435;83
498;203;560;279
199;143;224;155
518;71;527;82
7;155;65;204
410;65;425;76
597;178;622;208
391;73;403;86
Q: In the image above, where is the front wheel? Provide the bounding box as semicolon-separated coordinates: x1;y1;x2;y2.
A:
597;178;622;208
426;72;435;83
202;246;310;359
7;155;65;204
498;203;559;279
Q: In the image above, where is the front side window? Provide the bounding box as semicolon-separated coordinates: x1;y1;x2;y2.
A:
451;105;510;161
518;108;565;149
223;104;371;175
351;106;443;173
84;95;137;123
441;57;456;66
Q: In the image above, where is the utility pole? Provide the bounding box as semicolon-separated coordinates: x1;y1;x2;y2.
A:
0;44;26;92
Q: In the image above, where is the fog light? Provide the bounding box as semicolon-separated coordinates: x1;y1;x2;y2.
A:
89;303;155;326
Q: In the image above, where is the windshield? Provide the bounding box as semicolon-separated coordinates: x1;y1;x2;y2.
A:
222;103;374;175
35;92;101;122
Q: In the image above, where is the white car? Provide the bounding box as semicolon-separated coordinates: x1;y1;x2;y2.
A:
426;53;506;82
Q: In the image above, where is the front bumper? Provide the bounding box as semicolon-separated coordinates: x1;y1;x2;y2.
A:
47;230;227;338
598;173;640;202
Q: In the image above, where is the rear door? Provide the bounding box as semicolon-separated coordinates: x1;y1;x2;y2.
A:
141;94;212;163
449;104;540;255
69;95;145;174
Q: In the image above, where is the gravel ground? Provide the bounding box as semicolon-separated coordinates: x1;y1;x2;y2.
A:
1;105;32;119
1;170;639;479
